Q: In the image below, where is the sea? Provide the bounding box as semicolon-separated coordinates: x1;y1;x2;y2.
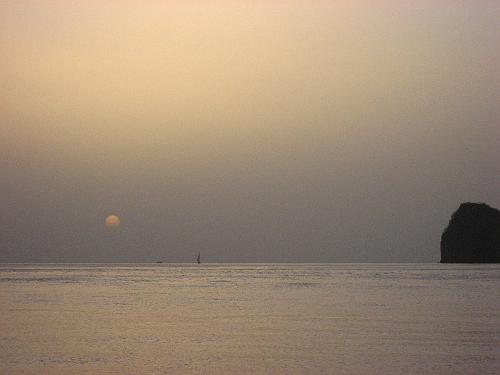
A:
1;263;499;374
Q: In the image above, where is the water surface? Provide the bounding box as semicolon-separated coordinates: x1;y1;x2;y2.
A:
1;263;499;374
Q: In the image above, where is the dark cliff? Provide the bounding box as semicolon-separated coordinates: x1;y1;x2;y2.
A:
441;203;500;263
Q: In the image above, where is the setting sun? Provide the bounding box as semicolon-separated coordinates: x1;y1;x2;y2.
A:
105;215;120;229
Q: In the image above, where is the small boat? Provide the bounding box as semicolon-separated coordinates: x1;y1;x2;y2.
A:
196;252;201;264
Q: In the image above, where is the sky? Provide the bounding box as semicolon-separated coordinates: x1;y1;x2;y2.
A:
1;1;499;262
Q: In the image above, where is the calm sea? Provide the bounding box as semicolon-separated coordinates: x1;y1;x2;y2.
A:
1;263;499;374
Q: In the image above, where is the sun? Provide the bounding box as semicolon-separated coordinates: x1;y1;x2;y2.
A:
105;215;121;229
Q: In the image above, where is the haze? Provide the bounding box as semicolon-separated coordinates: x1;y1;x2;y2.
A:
1;1;499;262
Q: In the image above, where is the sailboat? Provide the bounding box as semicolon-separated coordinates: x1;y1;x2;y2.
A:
196;252;201;264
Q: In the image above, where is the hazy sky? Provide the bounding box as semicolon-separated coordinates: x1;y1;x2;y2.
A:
1;1;499;262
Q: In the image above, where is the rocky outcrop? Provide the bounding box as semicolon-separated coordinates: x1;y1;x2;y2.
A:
441;203;500;263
